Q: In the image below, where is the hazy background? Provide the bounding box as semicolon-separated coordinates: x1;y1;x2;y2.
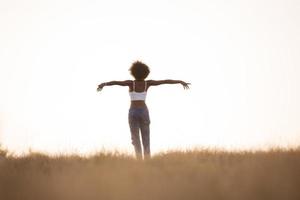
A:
1;0;300;155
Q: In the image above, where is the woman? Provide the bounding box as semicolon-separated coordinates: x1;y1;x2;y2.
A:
97;61;190;159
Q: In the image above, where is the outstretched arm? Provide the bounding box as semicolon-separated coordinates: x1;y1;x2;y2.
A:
148;80;190;89
97;80;131;92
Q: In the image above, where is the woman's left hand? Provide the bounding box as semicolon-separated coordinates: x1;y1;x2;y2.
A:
97;83;105;92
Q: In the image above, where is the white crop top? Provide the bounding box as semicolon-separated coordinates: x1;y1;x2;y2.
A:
129;81;147;101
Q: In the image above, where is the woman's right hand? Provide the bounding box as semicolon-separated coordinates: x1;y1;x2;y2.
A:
181;81;191;89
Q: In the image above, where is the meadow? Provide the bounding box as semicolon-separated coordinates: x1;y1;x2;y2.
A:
0;147;300;200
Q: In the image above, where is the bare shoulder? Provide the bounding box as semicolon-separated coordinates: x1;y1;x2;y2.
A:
111;80;132;86
146;80;157;85
124;80;132;85
146;80;165;86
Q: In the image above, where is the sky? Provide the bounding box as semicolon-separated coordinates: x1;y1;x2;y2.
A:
1;0;300;155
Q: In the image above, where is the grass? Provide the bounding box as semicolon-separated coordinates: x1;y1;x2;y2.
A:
0;148;300;200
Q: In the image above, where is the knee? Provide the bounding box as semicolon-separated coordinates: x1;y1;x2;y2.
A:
131;135;140;145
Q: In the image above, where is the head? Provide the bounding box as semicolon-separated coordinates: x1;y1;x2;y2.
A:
129;61;150;80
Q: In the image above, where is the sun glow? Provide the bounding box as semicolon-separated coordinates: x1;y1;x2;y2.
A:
1;0;300;154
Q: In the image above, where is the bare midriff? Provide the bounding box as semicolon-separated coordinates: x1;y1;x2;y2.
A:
130;100;147;108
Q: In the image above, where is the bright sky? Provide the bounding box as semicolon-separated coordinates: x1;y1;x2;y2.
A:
1;0;300;155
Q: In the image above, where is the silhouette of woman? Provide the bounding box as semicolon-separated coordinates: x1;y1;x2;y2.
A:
97;61;190;159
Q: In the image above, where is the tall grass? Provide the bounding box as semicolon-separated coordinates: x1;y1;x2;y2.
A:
0;148;300;200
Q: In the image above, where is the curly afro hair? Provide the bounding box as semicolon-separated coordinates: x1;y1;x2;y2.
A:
129;61;150;80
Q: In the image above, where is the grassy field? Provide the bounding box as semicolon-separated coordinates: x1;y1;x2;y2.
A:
0;148;300;200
